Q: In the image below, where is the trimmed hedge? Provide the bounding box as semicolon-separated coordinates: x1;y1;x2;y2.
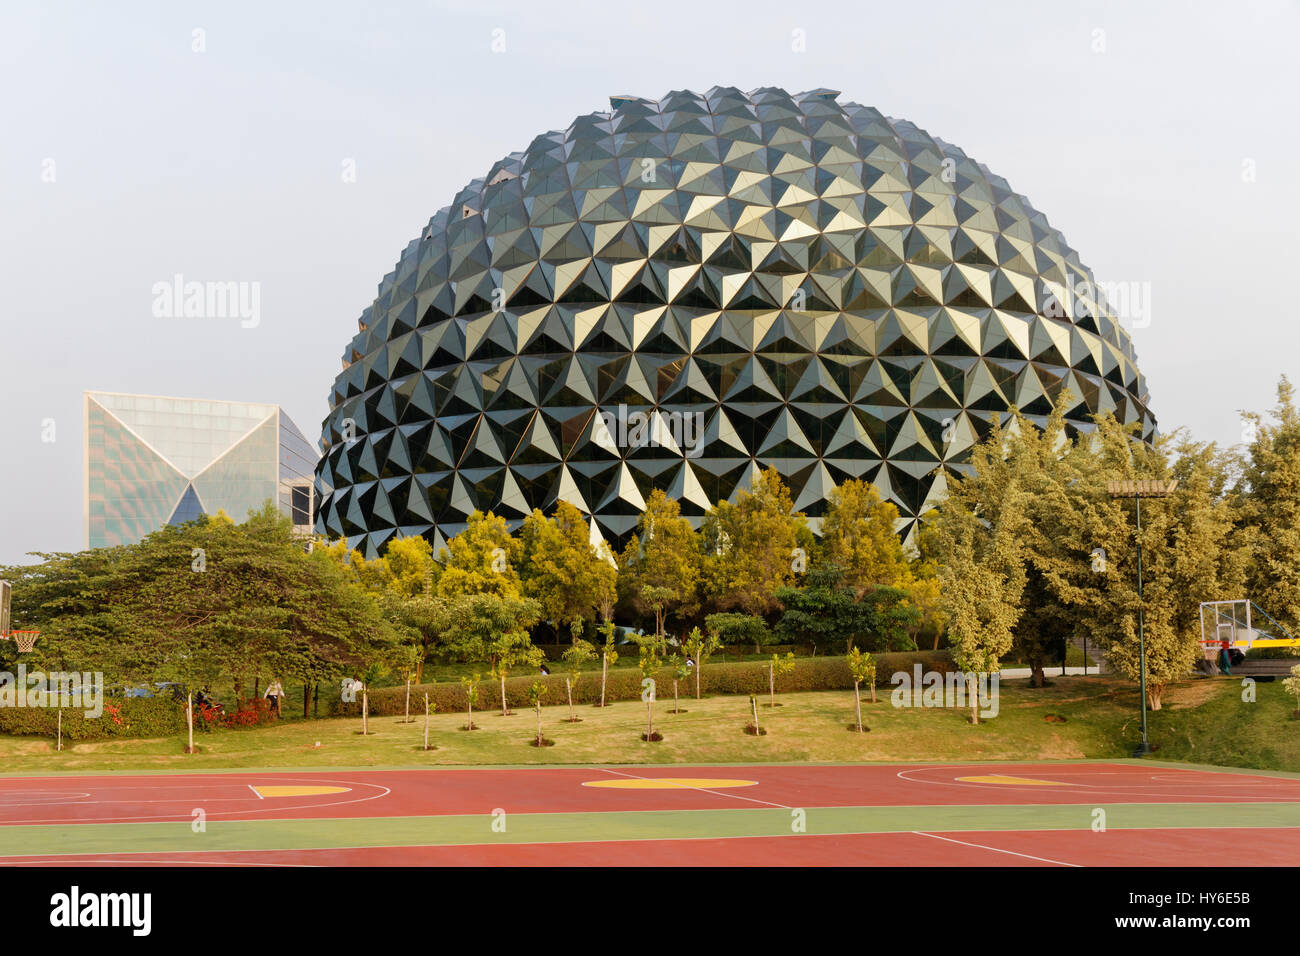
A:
330;649;955;718
0;696;186;740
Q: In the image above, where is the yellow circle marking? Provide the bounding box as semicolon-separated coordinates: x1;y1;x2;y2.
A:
955;775;1070;787
582;778;760;790
252;785;351;798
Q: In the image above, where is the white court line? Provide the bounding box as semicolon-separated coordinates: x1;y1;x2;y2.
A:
4;858;315;867
596;768;793;810
911;831;1081;867
248;785;264;800
0;778;389;825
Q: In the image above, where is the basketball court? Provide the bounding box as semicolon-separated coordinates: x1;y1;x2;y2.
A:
0;760;1295;866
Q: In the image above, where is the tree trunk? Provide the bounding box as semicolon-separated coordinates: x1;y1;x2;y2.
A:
404;679;411;723
536;704;543;746
1148;684;1164;711
313;682;319;718
769;664;775;710
750;694;760;733
303;684;310;718
466;698;472;731
601;653;608;707
869;678;877;704
854;681;862;733
362;690;369;735
646;700;653;739
695;661;701;700
423;693;430;750
969;675;980;725
566;677;574;722
500;675;508;716
1030;663;1044;688
58;708;63;752
186;693;194;753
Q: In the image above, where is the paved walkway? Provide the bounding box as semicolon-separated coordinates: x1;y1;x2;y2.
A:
998;666;1102;680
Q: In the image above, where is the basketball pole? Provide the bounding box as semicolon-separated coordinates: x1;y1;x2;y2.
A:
1107;479;1177;758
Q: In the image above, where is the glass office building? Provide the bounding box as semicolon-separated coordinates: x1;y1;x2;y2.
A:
84;391;317;548
315;86;1155;557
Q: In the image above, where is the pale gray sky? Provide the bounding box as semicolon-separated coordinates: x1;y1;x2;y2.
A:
3;0;1297;565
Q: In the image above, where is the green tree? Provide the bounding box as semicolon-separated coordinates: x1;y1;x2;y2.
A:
668;653;691;714
847;647;876;732
931;413;1031;724
528;681;548;746
618;491;699;633
1238;377;1300;636
459;673;482;730
767;651;796;709
681;626;721;699
774;564;863;653
699;468;809;618
597;620;618;708
519;501;618;638
638;643;661;741
705;612;772;654
818;479;910;595
435;511;522;600
560;638;596;721
488;630;544;716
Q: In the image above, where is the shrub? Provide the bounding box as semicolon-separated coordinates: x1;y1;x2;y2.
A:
327;650;955;717
0;696;186;740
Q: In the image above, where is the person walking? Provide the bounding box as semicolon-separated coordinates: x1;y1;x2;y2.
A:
264;679;286;718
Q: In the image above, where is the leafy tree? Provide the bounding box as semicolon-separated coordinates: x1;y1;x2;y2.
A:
428;593;542;665
459;673;481;730
682;626;721;699
860;586;922;652
597;620;618;708
931;413;1031;724
699;468;809;618
1284;664;1300;716
435;511;522;600
768;652;796;709
488;630;544;716
519;501;617;638
774;564;871;653
818;479;910;594
668;653;691;714
640;585;678;646
617;491;699;633
705;612;772;654
560;638;596;722
1238;377;1300;636
847;647;876;732
528;681;548;746
638;643;661;741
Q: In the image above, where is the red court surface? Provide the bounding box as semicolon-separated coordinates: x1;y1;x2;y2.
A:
3;827;1298;867
0;762;1296;865
1;762;1299;825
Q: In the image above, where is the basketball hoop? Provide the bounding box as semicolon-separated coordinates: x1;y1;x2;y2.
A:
5;631;39;653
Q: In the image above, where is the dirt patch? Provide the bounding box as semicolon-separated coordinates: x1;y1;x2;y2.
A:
1163;680;1225;710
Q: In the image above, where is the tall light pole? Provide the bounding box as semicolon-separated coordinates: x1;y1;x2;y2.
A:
1106;479;1179;757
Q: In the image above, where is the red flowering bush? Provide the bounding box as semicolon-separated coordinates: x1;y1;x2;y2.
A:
221;698;274;728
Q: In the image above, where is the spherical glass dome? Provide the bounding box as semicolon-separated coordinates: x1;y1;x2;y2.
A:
316;86;1154;556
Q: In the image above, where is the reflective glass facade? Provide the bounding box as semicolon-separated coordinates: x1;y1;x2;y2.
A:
315;87;1155;558
84;391;317;548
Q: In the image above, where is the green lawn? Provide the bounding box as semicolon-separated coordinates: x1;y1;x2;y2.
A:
2;673;1294;775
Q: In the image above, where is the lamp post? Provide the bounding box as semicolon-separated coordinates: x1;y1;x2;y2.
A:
1106;479;1179;757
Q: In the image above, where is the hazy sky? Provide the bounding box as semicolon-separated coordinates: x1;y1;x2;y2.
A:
3;0;1297;565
